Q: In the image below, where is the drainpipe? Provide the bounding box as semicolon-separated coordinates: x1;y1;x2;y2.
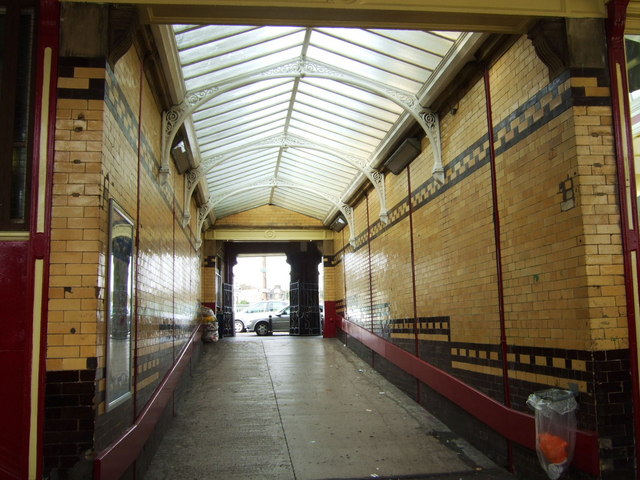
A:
605;0;640;472
407;165;421;399
133;53;149;418
366;194;374;364
483;64;513;472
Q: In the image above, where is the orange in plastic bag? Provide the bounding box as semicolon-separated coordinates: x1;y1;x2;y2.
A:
538;433;568;464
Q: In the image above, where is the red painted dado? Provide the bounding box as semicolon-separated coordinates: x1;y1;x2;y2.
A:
339;319;600;476
94;325;203;480
0;242;31;479
322;301;338;338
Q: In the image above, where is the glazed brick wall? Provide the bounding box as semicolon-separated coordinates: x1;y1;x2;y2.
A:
334;33;631;479
95;47;201;443
490;37;623;352
214;204;326;228
343;195;372;330
201;255;217;305
45;47;201;478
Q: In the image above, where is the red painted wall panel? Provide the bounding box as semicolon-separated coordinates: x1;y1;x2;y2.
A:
0;242;30;479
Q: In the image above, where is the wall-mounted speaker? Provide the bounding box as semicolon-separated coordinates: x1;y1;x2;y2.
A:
171;134;192;174
383;138;421;175
329;216;347;232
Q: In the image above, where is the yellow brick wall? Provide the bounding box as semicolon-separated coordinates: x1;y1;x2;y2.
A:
323;260;336;302
490;37;624;351
48;47;202;425
201;258;217;304
343;195;373;328
50;93;106;371
214;204;326;228
334;34;626;396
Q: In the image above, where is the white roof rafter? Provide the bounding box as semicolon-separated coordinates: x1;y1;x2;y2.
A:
162;24;484;241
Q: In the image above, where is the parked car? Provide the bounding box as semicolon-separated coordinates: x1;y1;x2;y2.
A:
234;300;288;333
246;305;325;336
245;306;292;335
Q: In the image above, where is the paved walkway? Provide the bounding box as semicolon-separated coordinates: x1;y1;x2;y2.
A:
143;335;515;480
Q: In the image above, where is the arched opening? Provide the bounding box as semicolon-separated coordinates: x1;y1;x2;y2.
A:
221;241;324;337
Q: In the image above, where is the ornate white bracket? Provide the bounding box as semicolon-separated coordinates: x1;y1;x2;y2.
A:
161;59;445;188
337;202;357;248
160;105;186;184
363;167;388;223
420;110;444;184
195;196;216;249
182;166;205;227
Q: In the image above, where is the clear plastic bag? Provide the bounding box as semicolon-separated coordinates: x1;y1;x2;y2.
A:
526;389;577;479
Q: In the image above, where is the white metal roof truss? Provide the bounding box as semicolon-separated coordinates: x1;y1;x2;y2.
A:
171;24;473;232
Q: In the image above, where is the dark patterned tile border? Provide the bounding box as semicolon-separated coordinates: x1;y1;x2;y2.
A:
203;255;215;267
389;315;451;338
103;61;197;246
340;68;610;257
57;57;107;101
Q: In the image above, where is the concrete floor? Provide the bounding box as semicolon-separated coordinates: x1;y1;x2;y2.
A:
143;335;515;480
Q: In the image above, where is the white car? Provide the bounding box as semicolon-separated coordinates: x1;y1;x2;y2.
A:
234;300;288;333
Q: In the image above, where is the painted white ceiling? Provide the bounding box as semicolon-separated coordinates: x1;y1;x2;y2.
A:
170;24;481;225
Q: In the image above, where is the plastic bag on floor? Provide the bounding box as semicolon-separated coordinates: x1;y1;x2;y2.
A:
202;322;219;343
527;389;577;479
199;306;219;343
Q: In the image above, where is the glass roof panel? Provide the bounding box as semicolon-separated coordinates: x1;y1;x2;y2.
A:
170;24;474;223
301;79;403;115
290;112;383;148
195;78;294;113
315;28;452;69
287;124;375;158
184;46;303;91
281;151;351;177
179;29;306;74
195;94;291;132
176;26;305;63
278;163;351;191
272;192;331;218
194;80;294;121
174;25;257;49
197;106;289;140
209;162;276;188
369;29;460;56
305;45;422;92
288;129;374;156
284;149;359;175
207;150;280;175
295;92;394;132
432;31;463;41
309;30;434;81
292;103;387;140
198;112;288;145
199;125;286;155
